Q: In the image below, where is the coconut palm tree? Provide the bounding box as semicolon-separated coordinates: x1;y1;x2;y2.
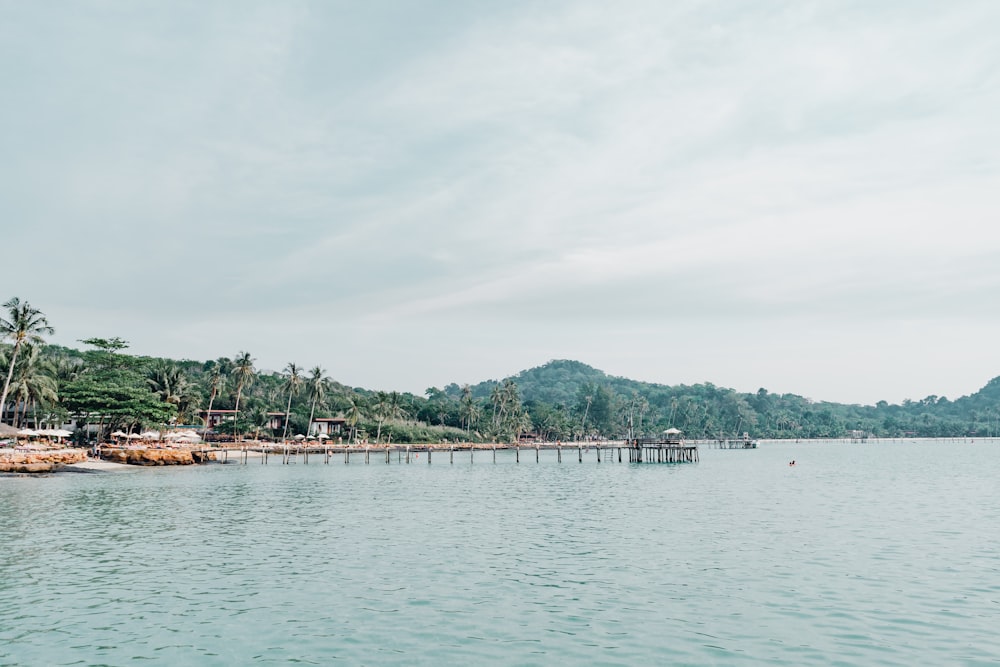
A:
372;391;390;443
0;298;55;425
247;405;271;442
149;361;204;425
305;366;328;437
54;356;85;385
202;358;229;434
459;384;479;435
280;362;303;442
230;351;256;442
487;380;521;441
580;394;593;436
341;392;364;443
7;345;57;427
146;361;187;407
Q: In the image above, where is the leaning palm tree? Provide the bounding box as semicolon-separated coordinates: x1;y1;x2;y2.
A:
230;351;256;443
280;362;303;442
305;366;328;436
0;298;55;425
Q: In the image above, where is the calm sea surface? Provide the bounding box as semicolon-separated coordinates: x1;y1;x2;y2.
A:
1;441;998;666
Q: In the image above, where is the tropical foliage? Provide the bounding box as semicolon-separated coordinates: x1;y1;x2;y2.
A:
7;297;1000;444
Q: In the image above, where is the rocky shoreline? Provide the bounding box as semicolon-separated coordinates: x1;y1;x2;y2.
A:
1;447;220;474
97;447;218;466
0;449;89;474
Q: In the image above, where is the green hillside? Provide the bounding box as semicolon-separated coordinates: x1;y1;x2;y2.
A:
4;331;1000;443
444;359;1000;440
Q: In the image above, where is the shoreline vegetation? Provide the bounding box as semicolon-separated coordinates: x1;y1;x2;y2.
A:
3;436;992;476
4;296;1000;475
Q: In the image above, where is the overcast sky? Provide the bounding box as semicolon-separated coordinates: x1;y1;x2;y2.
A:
3;1;999;405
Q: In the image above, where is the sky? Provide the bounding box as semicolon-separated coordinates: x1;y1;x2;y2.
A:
2;1;1000;405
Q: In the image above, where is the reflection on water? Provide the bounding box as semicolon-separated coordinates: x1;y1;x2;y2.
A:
1;442;999;665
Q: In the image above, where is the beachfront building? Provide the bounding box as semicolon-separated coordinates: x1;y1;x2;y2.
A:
311;417;347;436
267;412;286;432
198;409;237;429
2;400;83;432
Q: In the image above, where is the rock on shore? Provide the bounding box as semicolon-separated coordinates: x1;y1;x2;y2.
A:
99;448;218;466
0;449;88;473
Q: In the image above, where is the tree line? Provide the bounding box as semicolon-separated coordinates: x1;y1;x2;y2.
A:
4;298;1000;443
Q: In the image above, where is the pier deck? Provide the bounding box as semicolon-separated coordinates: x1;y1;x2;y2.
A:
197;441;698;465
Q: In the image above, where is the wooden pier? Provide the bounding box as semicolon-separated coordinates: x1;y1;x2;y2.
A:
627;439;699;463
711;435;758;450
206;441;698;466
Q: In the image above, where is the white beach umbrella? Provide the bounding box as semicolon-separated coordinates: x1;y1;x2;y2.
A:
51;429;73;438
111;431;127;437
139;431;160;440
294;434;306;441
17;429;38;437
126;433;143;439
316;433;329;440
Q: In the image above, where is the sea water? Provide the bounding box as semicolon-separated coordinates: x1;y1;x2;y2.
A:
1;441;998;666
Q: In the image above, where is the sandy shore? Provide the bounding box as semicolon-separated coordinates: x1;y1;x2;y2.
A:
63;459;137;473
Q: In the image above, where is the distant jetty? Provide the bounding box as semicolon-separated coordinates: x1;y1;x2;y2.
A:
200;439;699;465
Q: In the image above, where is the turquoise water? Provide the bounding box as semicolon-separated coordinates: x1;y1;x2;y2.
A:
1;441;998;666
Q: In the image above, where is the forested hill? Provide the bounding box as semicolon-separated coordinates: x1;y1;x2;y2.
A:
453;359;620;405
444;359;1000;439
7;295;998;441
8;337;1000;440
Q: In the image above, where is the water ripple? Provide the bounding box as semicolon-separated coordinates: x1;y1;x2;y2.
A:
1;443;999;664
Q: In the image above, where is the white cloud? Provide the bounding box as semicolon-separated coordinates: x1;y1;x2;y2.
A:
3;0;1000;403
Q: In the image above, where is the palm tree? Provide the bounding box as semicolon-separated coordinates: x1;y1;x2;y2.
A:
146;361;193;436
305;366;328;437
54;356;85;386
0;298;55;425
372;391;390;443
280;362;303;442
388;391;406;421
489;383;503;433
231;351;256;442
459;384;479;435
202;358;229;434
247;405;271;442
341;392;364;443
637;396;650;434
7;345;57;427
146;361;188;407
487;380;521;441
500;380;522;442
